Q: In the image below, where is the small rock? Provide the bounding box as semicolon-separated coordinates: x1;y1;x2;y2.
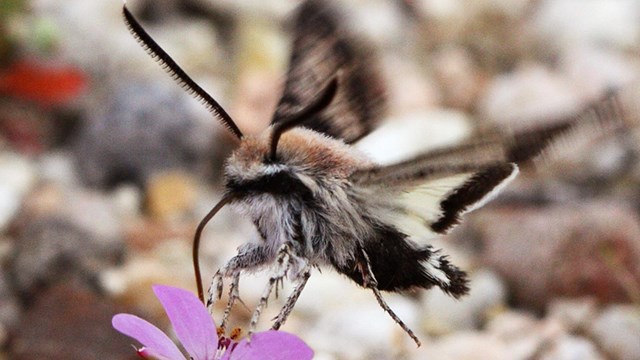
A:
304;288;420;360
541;335;604;360
0;152;36;232
420;332;508;360
459;202;640;310
73;80;211;189
10;283;136;360
421;269;507;335
547;297;598;332
36;150;78;187
101;239;195;318
589;305;640;360
0;270;20;330
145;171;197;221
559;45;639;101
432;45;485;110
531;0;640;52
478;63;583;129
487;311;567;360
382;57;441;114
486;310;538;340
10;188;125;296
344;0;407;49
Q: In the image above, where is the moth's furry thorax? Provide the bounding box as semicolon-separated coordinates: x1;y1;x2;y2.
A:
224;127;372;196
223;126;375;263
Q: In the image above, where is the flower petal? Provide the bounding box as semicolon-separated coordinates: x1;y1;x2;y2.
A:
153;285;218;360
112;313;186;360
229;331;314;360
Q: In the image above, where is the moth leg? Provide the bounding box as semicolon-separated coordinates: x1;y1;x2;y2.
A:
220;272;246;330
357;245;422;347
248;243;292;337
271;263;311;331
207;243;271;326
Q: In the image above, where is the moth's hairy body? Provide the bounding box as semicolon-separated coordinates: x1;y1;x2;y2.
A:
224;127;471;296
226;128;375;271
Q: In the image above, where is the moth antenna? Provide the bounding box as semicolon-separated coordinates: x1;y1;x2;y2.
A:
269;75;339;161
193;194;234;303
122;5;244;139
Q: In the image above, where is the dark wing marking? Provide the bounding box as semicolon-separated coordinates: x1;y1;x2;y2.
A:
354;161;518;236
429;164;517;233
271;0;386;143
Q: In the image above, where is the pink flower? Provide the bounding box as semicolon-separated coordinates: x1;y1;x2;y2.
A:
112;285;313;360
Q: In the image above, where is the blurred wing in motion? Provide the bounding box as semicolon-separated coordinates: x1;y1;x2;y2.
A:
353;85;639;237
271;0;387;144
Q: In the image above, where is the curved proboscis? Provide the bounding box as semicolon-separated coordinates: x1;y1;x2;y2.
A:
192;194;234;303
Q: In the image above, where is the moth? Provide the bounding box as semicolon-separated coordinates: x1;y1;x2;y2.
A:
123;0;634;346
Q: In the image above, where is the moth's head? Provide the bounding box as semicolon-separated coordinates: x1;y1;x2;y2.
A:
223;75;353;200
224;127;367;199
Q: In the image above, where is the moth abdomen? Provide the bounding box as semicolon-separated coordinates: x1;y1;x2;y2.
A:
333;224;469;296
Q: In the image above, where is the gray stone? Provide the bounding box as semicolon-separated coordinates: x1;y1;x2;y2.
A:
532;0;640;52
421;269;507;334
0;153;36;232
547;298;598;332
10;189;125;296
459;202;640;310
478;63;583;129
10;284;136;360
73;80;212;189
589;305;640;360
541;335;604;360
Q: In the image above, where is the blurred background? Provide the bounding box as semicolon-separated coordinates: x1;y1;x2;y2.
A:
1;0;640;359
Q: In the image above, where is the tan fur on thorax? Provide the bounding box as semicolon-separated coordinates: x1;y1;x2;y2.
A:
226;127;373;181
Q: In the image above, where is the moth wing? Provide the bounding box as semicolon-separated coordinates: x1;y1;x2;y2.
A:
352;85;639;239
271;0;386;144
353;160;519;239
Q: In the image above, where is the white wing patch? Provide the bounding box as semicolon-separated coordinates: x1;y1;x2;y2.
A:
388;164;519;244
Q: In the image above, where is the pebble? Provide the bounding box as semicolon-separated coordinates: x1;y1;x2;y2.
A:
0;270;20;329
9;283;136;359
421;269;507;335
541;335;605;360
382;56;441;114
547;297;598;332
420;332;509;360
0;152;36;232
36;150;79;187
558;45;639;101
304;288;420;359
460;201;640;310
73;79;211;188
10;188;124;296
431;45;485;110
531;0;640;52
588;305;640;360
145;171;198;221
101;239;195;318
478;63;583;128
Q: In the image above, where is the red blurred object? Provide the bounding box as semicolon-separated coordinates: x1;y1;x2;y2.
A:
0;59;86;106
